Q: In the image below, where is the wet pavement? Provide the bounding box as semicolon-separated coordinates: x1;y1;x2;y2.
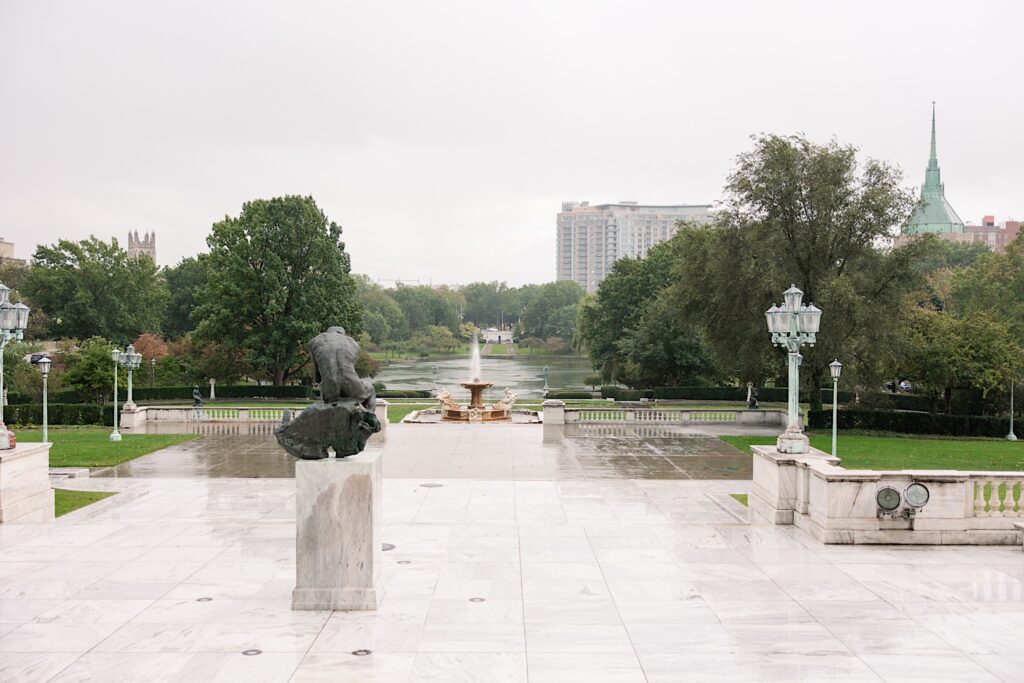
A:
96;423;761;480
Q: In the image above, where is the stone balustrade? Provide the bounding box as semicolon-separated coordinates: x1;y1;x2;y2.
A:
751;444;1024;545
121;400;389;444
541;400;784;426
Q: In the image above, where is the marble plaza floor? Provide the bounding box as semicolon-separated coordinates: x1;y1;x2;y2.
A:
1;425;1023;681
95;423;764;480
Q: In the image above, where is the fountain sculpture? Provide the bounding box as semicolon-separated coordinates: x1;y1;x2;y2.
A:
438;332;516;422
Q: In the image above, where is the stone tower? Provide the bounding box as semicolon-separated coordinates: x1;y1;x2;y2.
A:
127;230;156;262
904;103;964;235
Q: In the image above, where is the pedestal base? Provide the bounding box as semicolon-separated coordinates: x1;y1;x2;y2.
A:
293;452;382;611
0;443;54;524
776;431;809;454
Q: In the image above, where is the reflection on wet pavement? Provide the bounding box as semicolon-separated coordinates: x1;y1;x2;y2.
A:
101;423;760;480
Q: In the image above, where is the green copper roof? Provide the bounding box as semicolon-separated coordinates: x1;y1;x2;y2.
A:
905;103;964;235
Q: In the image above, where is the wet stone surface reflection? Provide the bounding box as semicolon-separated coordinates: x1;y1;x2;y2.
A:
100;422;759;480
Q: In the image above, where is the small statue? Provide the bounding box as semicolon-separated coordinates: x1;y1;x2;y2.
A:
275;327;381;460
746;382;759;410
192;385;204;407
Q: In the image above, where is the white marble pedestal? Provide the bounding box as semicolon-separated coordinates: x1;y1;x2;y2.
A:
0;442;54;524
292;452;382;610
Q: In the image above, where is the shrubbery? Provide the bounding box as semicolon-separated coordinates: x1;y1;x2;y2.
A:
376;390;432;399
545;391;595;400
809;408;1015;438
601;386;655;401
6;403;114;426
131;385;313;401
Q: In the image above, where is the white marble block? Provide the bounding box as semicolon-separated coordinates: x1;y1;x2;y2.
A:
292;452;382;610
0;442;54;524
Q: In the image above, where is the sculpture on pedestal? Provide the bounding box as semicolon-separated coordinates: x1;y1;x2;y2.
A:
276;327;380;460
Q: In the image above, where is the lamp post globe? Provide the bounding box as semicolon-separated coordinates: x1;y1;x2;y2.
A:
764;285;823;455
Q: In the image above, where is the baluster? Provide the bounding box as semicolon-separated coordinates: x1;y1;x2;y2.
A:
985;480;997;517
973;480;986;517
1016;480;1024;518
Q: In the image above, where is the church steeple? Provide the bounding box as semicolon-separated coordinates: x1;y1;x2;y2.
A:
923;101;942;197
904;102;964;235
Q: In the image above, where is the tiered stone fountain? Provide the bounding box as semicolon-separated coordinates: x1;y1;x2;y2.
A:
439;332;514;422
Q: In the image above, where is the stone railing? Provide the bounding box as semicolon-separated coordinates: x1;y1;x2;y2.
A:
541;400;784;426
750;445;1024;545
120;400;389;442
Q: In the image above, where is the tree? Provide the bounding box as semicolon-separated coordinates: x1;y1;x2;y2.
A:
63;337;119;404
951;241;1024;338
23;237;168;343
132;332;169;362
577;240;682;382
900;308;1023;414
163;256;209;339
194;196;361;385
391;285;461;335
668;135;924;408
615;291;716;388
359;287;407;342
521;281;584;339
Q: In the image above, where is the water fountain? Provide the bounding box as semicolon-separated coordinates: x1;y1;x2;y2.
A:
439;332;514;422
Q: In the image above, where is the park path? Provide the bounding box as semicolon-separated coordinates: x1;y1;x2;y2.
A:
481;343;493;355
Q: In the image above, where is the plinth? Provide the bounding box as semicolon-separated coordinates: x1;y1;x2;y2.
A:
292;452;382;610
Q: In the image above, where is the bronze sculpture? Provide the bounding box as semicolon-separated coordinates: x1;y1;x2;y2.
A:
275;327;381;459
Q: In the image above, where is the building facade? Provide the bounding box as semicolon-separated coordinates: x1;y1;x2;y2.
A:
127;230;156;261
556;201;713;293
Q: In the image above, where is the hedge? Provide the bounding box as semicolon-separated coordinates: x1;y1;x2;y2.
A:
131;385;314;401
545;391;596;400
809;408;1016;438
652;386;857;404
5;403;114;426
376;390;432;399
601;386;655;401
8;390;85;405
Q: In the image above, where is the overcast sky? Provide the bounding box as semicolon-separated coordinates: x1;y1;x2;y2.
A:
1;1;1021;285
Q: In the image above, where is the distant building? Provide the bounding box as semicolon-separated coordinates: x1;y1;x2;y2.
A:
0;238;27;266
556;200;713;293
127;230;156;262
904;103;965;236
959;216;1021;254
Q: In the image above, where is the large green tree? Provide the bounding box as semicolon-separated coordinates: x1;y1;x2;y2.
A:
194;196;361;384
668;135;926;408
24;237;168;343
163;256;210;339
520;281;583;340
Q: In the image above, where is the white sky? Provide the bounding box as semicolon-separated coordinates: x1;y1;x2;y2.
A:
1;1;1022;285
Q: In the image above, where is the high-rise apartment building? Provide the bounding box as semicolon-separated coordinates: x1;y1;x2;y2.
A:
556;201;713;293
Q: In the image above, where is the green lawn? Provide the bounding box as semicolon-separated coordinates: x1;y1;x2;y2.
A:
19;429;199;468
729;493;749;507
486;344;508;355
721;433;1024;471
54;488;117;517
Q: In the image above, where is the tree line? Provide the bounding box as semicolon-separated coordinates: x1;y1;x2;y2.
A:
576;134;1024;415
4;195;585;402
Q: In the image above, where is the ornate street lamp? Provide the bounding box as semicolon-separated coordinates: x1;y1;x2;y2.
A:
765;285;822;454
38;355;51;444
543;365;550;391
150;357;156;388
829;359;843;457
0;283;30;450
122;344;142;411
110;345;142;441
432;365;438;391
